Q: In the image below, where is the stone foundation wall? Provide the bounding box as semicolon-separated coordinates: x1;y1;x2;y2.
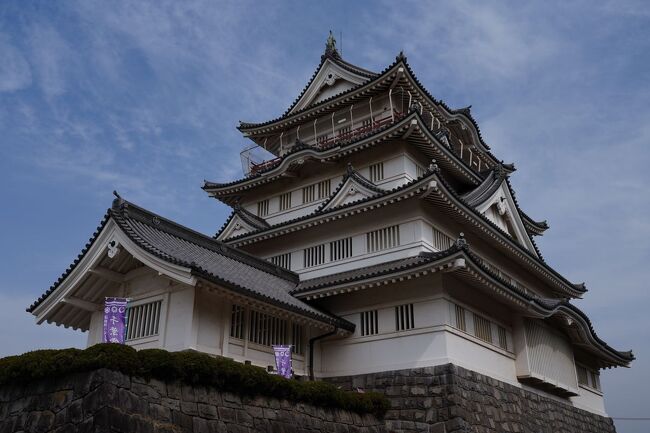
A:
325;363;617;433
0;369;386;433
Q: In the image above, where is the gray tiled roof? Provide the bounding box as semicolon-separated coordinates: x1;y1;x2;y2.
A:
28;197;354;331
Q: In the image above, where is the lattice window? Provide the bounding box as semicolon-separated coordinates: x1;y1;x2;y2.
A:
248;310;287;347
302;184;316;204
317;180;331;199
498;325;508;350
454;304;466;332
125;300;162;341
577;365;589;386
230;304;246;340
291;323;304;355
279;192;292;211
432;227;453;251
257;199;269;217
360;310;379;336
304;244;326;268
366;225;400;253
395;304;415;331
269;253;291;269
330;237;352;262
368;162;384;182
473;313;493;343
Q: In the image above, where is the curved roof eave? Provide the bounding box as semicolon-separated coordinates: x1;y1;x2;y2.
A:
205;111;484;197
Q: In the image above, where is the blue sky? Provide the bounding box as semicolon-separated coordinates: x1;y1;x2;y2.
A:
0;1;648;431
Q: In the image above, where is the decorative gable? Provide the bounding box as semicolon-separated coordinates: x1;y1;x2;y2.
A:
290;59;370;114
474;182;538;255
320;166;384;211
217;214;261;241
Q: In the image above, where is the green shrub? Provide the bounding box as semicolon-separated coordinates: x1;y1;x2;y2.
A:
0;344;389;418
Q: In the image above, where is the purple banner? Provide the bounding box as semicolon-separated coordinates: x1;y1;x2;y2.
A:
272;345;293;379
103;297;128;344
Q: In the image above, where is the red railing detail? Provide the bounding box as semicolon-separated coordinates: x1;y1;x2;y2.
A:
249;111;404;175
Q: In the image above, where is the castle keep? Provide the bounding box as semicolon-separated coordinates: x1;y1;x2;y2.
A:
28;35;633;432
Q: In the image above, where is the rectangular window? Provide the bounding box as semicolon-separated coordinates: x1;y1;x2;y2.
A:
360;310;379;336
269;253;291;270
432;227;452;251
317;179;331;199
416;165;426;178
473;313;493;343
304;244;326;268
317;134;329;145
590;371;601;390
302;184;316;204
279;192;292;211
498;325;508;350
125;300;162;341
248;310;287;347
454;304;466;332
329;237;353;262
577;365;589;386
368;162;384;182
257;199;269;217
291;323;304;355
395;304;415;331
366;225;400;253
362;118;372;129
230;304;246;340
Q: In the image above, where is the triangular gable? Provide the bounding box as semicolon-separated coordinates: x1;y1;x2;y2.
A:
217;214;260;240
320;168;384;211
474;182;538;255
290;58;371;114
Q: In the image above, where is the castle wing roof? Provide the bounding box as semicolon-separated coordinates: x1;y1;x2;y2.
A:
27;197;353;332
294;242;633;368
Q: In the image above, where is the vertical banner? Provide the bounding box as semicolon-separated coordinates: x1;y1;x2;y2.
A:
272;345;293;379
103;297;128;344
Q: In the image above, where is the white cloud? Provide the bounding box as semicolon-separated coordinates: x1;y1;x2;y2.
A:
0;33;32;92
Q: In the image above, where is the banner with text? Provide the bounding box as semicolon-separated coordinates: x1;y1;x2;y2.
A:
103;297;128;344
272;345;293;379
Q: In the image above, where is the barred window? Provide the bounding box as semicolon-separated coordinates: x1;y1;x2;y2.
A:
432;227;453;250
291;323;304;355
317;134;329;144
230;304;246;340
279;192;292;211
302;184;316;204
317;180;331;199
590;371;601;390
257;199;269;217
416;165;426;178
337;126;351;137
360;310;379;336
304;244;326;268
366;225;400;253
126;300;162;341
473;313;493;343
330;237;352;262
454;304;466;332
577;365;589;386
269;253;291;269
362;118;372;128
498;325;508;350
368;162;384;182
395;304;415;331
249;310;287;347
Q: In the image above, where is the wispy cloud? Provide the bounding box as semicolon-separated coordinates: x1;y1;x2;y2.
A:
0;32;32;92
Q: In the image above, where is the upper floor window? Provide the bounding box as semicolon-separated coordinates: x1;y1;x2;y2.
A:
330;237;353;262
230;304;246;340
269;252;292;270
318;179;331;199
577;365;601;391
368;162;384;182
432;226;453;251
360;310;379;336
279;192;292;211
367;225;400;253
302;184;316;204
395;303;415;331
304;244;326;268
257;199;269;217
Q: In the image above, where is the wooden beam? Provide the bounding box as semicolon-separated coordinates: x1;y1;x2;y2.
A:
89;267;125;283
123;266;151;282
62;296;102;312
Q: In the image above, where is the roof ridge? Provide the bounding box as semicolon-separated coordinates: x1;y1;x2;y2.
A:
111;198;298;283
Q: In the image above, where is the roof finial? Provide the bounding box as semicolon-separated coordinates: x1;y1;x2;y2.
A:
324;30;340;59
396;50;407;62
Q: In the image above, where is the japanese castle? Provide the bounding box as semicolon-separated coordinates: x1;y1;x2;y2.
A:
29;34;633;417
